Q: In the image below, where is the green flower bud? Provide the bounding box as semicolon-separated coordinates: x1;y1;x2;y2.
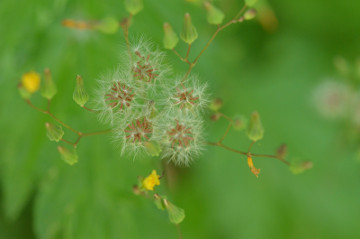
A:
164;199;185;224
210;112;221;121
124;0;143;15
154;194;166;210
245;0;258;7
204;2;225;25
290;160;313;174
41;68;57;100
209;98;223;111
73;75;89;107
95;17;119;34
180;13;198;45
45;122;64;142
276;144;288;159
57;146;78;165
244;8;257;21
144;141;162;157
233;115;248;131
163;22;179;50
18;83;31;99
247;111;264;142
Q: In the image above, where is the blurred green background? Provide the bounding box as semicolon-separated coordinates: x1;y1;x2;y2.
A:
1;0;360;238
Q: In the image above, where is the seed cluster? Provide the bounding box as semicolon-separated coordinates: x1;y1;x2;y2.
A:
95;41;207;165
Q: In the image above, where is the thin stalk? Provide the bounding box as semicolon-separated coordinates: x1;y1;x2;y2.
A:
206;141;290;166
179;4;248;82
176;224;183;239
82;105;98;113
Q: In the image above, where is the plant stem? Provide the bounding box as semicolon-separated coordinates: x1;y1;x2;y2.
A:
82;105;98;113
179;4;248;82
176;224;183;239
25;99;112;148
219;121;232;143
122;14;133;63
206;141;290;166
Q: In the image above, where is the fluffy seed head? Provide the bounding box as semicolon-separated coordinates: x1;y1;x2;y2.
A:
164;75;208;114
160;115;204;166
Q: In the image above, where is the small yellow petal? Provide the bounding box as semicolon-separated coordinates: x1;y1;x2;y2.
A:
247;156;260;178
142;170;160;191
21;71;41;93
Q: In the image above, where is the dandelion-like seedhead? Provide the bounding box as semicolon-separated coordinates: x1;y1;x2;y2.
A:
163;75;209;114
128;40;169;90
313;80;353;119
95;39;207;165
95;70;143;125
159;115;204;166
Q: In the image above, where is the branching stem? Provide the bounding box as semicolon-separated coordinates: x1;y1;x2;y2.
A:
206;141;290;166
25;99;111;148
174;4;248;82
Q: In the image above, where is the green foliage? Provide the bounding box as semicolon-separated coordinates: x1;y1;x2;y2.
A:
2;0;360;239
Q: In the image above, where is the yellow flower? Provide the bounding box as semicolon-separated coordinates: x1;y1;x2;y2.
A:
21;71;41;93
142;170;160;191
247;156;260;178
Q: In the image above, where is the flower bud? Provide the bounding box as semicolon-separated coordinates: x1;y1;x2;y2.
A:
244;8;257;21
245;0;258;7
180;13;198;45
164;199;185;224
73;75;89;107
18;83;31;99
209;98;223;111
95;17;119;34
204;2;225;25
210;112;221;121
45;122;64;142
41;68;57;100
21;71;41;94
276;144;287;159
247;111;264;142
124;0;143;15
290;160;313;174
154;194;166;210
57;146;78;165
233;115;248;131
144;141;162;157
163;22;179;50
